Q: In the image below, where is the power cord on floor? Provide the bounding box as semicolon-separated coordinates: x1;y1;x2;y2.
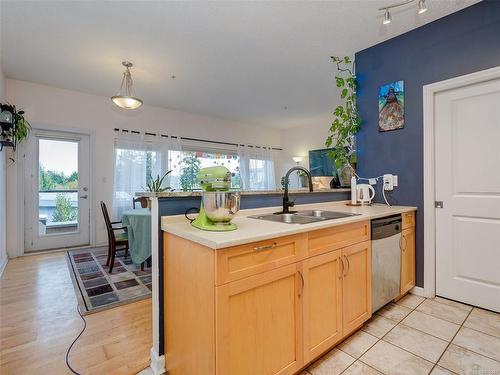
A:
66;304;86;375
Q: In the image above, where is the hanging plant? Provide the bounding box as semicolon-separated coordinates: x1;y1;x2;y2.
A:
325;56;361;170
0;102;31;151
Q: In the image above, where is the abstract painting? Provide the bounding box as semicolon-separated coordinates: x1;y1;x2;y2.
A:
378;80;405;132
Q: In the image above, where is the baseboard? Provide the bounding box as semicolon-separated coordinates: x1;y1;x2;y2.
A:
149;347;166;375
410;286;425;297
0;256;8;278
136;367;154;375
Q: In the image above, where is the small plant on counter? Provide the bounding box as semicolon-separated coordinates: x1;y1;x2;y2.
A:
146;170;172;192
325;56;361;171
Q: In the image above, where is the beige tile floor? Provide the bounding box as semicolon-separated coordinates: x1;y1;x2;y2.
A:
304;294;500;375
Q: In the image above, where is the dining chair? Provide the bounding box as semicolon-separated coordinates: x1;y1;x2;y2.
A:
100;201;129;273
133;197;148;209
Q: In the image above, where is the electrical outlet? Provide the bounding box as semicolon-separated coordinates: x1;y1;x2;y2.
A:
369;178;377;185
393;175;398;187
383;174;394;191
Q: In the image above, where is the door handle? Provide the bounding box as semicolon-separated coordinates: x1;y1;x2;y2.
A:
79;195;88;199
345;255;350;276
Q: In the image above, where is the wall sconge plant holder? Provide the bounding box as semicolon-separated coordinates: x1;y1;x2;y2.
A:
0;107;16;151
0;103;31;152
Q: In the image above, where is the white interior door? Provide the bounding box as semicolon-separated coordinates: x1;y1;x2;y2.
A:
25;130;91;252
435;76;500;312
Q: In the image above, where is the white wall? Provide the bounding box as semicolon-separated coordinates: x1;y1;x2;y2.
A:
5;79;281;255
0;63;7;274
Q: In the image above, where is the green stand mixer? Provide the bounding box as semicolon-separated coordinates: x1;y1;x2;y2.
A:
191;166;241;231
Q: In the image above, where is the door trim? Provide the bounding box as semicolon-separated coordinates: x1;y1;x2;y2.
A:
422;65;500;299
17;125;96;254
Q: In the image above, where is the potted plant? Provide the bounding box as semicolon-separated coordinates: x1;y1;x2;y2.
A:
146;170;172;193
325;56;361;186
0;102;31;151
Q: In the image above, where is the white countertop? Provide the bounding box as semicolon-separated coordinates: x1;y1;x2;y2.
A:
161;200;417;250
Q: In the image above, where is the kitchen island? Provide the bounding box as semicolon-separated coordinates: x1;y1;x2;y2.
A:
161;201;416;375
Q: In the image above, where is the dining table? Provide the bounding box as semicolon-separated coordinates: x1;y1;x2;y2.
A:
121;208;152;266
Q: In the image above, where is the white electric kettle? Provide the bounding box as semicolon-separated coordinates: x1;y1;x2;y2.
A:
356;184;375;205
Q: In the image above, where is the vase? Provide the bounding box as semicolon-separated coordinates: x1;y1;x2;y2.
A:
338;164;355;187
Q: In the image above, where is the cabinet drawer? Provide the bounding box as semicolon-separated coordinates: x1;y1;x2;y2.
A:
308;221;370;257
216;234;307;285
402;211;415;229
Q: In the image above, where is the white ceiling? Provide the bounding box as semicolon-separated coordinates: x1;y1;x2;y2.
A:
1;0;479;129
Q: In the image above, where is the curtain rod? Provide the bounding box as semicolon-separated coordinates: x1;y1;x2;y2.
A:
113;128;283;151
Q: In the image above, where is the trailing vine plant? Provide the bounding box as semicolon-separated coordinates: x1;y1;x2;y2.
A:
325;56;361;170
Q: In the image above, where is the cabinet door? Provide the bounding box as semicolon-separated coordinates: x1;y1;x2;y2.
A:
302;249;343;363
400;227;416;295
342;241;372;335
216;264;303;375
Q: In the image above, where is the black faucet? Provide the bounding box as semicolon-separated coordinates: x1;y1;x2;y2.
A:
279;166;313;214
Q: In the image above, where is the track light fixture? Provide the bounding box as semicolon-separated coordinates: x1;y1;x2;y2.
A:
418;0;428;14
383;8;392;24
379;0;429;25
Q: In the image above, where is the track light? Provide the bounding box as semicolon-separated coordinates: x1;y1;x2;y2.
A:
383;8;392;25
418;0;428;14
379;0;430;24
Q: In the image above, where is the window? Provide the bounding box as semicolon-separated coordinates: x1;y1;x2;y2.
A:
112;136;278;217
167;150;241;191
238;145;277;191
113;139;166;218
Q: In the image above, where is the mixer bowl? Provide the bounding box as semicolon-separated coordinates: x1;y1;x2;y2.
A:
202;191;241;224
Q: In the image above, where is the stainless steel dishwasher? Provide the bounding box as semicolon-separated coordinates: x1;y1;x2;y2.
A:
371;214;402;313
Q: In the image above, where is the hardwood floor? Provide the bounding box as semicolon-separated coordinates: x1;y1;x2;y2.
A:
0;251;152;375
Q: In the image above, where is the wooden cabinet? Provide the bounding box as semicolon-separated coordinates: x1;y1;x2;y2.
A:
302;250;343;363
216;234;307;285
342;241;372;335
308;221;370;257
400;227;416;295
164;222;376;375
216;264;303;375
302;242;371;363
402;211;415;230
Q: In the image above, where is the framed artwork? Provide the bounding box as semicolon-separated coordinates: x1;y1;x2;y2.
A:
378;80;405;132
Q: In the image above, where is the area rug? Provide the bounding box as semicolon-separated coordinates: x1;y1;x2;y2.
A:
66;246;152;314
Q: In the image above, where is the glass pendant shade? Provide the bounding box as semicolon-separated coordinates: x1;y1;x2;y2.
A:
111;95;143;109
111;61;143;109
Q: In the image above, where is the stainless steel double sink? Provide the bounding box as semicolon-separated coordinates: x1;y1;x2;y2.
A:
248;210;360;225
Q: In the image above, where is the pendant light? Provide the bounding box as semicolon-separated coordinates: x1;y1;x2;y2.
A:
111;61;143;109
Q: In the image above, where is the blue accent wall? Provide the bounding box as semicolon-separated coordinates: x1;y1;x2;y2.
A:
355;1;500;287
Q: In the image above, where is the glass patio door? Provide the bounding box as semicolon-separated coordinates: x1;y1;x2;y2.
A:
24;130;91;252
